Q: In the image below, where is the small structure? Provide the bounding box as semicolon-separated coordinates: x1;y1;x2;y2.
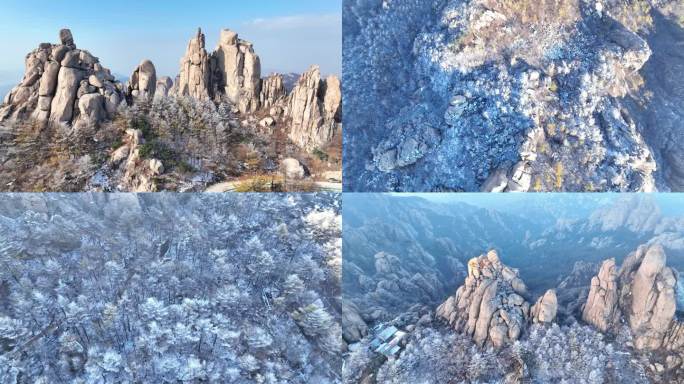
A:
369;324;407;358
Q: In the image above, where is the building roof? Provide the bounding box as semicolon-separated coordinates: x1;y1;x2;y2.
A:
377;325;398;341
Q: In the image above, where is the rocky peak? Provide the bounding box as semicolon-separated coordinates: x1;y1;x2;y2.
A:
175;27;264;114
0;28;124;127
531;289;558;324
618;244;677;350
176;27;212;101
286;65;342;151
59;28;75;48
436;250;556;349
582;244;684;375
213;28;262;113
582;258;620;332
154;76;173;99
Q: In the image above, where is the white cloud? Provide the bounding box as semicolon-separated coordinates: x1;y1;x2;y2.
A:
242;13;341;31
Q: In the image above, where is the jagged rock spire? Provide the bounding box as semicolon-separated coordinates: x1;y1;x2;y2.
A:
286;65;342;151
213;28;262;113
176;27;211;100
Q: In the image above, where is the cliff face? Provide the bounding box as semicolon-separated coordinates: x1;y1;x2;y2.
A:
286;66;342;151
0;29;124;128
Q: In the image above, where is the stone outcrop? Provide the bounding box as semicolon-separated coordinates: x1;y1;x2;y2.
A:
155;77;173;99
126;60;157;102
0;29;124;126
286;66;342;151
342;300;368;344
281;158;306;180
212;29;262;113
176;28;212;100
260;73;286;109
582;244;684;374
530;289;558;324
582;258;620;332
436;250;545;349
175;28;264;114
171;28;340;152
618;244;678;350
108;128;163;192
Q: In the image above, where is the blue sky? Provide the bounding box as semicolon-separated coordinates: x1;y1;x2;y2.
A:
0;0;341;85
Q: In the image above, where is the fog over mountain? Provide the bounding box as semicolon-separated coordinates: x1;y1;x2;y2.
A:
343;193;684;383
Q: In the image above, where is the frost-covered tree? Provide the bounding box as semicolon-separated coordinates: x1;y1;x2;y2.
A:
0;193;341;383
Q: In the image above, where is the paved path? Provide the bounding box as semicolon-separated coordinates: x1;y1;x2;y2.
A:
205;179;342;192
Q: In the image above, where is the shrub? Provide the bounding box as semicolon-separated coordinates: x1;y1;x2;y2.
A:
234;175;274;192
313;148;329;162
554;162;564;190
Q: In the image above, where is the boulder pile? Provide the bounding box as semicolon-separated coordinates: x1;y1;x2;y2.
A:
436;250;557;349
0;29;124;127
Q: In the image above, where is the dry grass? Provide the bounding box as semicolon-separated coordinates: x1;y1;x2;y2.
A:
455;0;580;68
607;0;653;33
234;174;277;192
298;134;342;181
482;0;579;26
232;173;318;192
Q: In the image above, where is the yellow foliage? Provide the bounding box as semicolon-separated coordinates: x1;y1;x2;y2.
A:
554;162;564;190
549;80;558;93
546;123;557;136
533;176;543;192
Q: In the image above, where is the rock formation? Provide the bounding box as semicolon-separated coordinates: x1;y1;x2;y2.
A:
286;66;342;151
530;289;558;324
342;300;368;344
436;250;556;349
212;29;262;113
175;28;263;114
618;244;678;350
125;59;157;102
582;258;621;332
172;28;341;152
108;128;163;192
281;158;306;180
176;28;212;101
260;73;286;109
582;244;684;374
0;29;124;127
155;77;173;99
